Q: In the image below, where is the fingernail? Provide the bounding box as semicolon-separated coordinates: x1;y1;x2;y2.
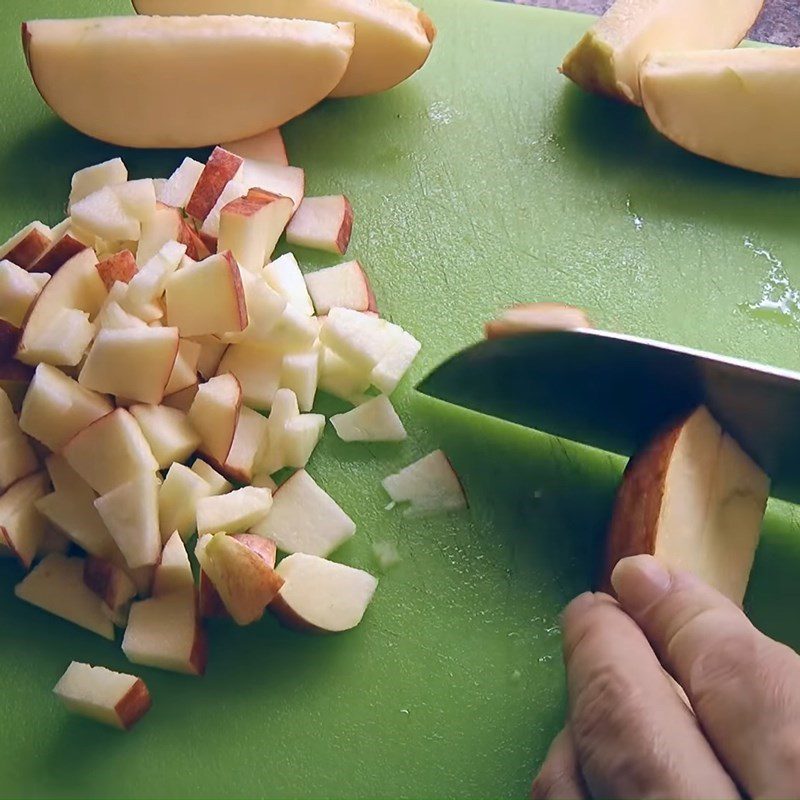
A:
611;555;672;614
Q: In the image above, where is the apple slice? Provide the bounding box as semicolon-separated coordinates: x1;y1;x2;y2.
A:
218;192;294;273
196;532;282;625
29;233;88;275
604;405;769;605
0;221;51;268
23;16;355;148
129;404;200;469
0;472;50;569
136;203;183;266
271;553;377;633
216;344;282;411
69;158;128;208
318;346;370;402
15;554;114;640
79;327;179;405
222;128;288;167
19;363;113;451
383;450;467;517
53;662;151;731
122;590;206;676
166;252;247;338
188;373;242;466
152;531;194;597
159;462;215;542
641;49;800;178
131;0;434;98
186;147;244;222
22;307;96;367
191;458;232;495
283;414;326;469
304;260;375;315
286;195;353;255
264;253;314;316
0;260;46;327
158;158;205;208
83;556;137;619
251;469;354;557
164;338;201;396
16;248;106;366
0;387;38;491
243;165;305;212
63;408;159;495
212;406;269;484
560;0;763;105
370;329;421;395
485;302;592;339
281;349;319;412
196;486;272;537
331;395;406;442
70;186;140;243
95;250;138;292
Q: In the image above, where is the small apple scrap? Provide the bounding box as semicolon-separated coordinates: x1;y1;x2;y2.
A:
0;134;448;728
382;450;467;518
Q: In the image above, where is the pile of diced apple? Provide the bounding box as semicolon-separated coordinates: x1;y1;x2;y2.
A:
0;128;467;730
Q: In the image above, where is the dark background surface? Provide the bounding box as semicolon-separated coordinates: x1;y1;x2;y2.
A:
504;0;799;45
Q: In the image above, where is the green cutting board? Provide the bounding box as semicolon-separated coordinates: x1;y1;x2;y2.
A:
3;1;800;797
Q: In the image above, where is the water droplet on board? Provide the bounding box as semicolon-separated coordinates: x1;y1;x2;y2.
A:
743;238;800;326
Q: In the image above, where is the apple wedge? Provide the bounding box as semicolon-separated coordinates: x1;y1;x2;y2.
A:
485;302;592;339
196;486;272;537
95;250;138;292
15;554;114;640
271;553;377;633
560;0;763;105
0;472;50;569
186;148;244;222
383;450;467;517
216;344;282;411
0;221;51;268
122;590;207;675
62;408;159;495
222;128;288;167
286;195;353;255
0;260;47;327
23;16;355;148
158;462;215;542
53;662;151;731
641;49;800;178
0;387;38;492
331;395;406;442
83;556;137;619
264;253;314;316
131;0;435;98
29;233;88;275
188;373;242;465
304;260;375;315
251;469;354;557
196;532;282;625
19;363;113;451
152;531;194;597
129;404;200;469
165;252;247;338
69;158;128;208
604;405;769;605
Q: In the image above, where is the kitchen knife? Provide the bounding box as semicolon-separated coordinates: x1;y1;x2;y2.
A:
416;328;800;504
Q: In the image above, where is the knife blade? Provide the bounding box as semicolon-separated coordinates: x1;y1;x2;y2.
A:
416;328;800;504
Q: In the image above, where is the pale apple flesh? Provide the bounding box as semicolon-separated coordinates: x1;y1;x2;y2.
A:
382;449;467;517
186;147;244;222
484;302;592;339
331;394;406;442
83;556;138;619
304;260;375;316
0;221;51;268
286;195;353;255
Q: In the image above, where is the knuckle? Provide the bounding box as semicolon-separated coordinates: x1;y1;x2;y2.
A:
530;765;564;800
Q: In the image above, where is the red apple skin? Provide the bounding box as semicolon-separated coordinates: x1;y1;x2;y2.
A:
84;556;135;612
3;227;51;269
30;235;87;275
188;623;209;677
178;220;212;261
233;534;277;569
220;251;248;333
335;196;354;255
0;321;21;361
269;594;330;635
185;147;244;222
115;678;152;730
485;303;592;339
197;230;218;255
198;569;229;619
96;250;137;291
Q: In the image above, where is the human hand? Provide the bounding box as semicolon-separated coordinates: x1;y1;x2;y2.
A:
532;555;800;799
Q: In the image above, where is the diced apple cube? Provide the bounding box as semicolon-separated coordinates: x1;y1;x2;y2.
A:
304;260;376;315
22;307;96;367
69;158;127;208
382;450;467;517
0;388;38;491
70;186;140;243
283;414;325;469
113;179;157;222
196;486;272;537
96;250;138;292
0;259;45;327
29;233;88;275
281;349;319;412
191;458;232;496
318;346;371;402
136;203;183;266
216;343;282;411
286;195;353;254
331;395;406;442
158;157;204;209
0;221;52;268
188;373;241;465
0;472;50;569
158;462;215;542
264;253;314;315
152;531;194;598
129;404;200;469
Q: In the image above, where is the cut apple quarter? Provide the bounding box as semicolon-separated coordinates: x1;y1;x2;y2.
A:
383;450;467;517
271;553;377;633
53;662;152;731
331;395;406;442
641;48;800;178
23;16;355;148
251;469;355;557
605;405;769;605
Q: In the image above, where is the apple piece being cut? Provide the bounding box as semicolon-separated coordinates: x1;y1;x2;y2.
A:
0;388;38;491
29;233;88;275
271;553;377;633
283;414;325;469
83;556;137;618
213;406;269;484
383;450;467;517
218;192;293;273
188;373;241;465
159;462;214;542
192;458;232;495
222;128;288;167
152;531;194;597
20;363;113;451
129;404;200;469
560;0;763;105
216;344;282;411
251;469;354;557
0;221;52;268
286;195;353;255
331;395;406;442
186;147;244;222
264;253;314;316
122;590;206;675
79;327;179;404
95;474;161;569
164;338;201;396
131;0;434;98
15;554;114;640
62;408;159;495
70;187;140;243
304;260;375;315
318;346;370;402
69;158;128;208
243;166;305;212
22;307;96;367
0;260;46;327
370;329;421;395
0;472;50;569
196;532;282;625
485;302;592;339
166;252;247;338
23;16;356;148
53;662;151;731
281;349;319;412
641;49;800;179
196;486;272;537
604;405;769;605
96;250;138;292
